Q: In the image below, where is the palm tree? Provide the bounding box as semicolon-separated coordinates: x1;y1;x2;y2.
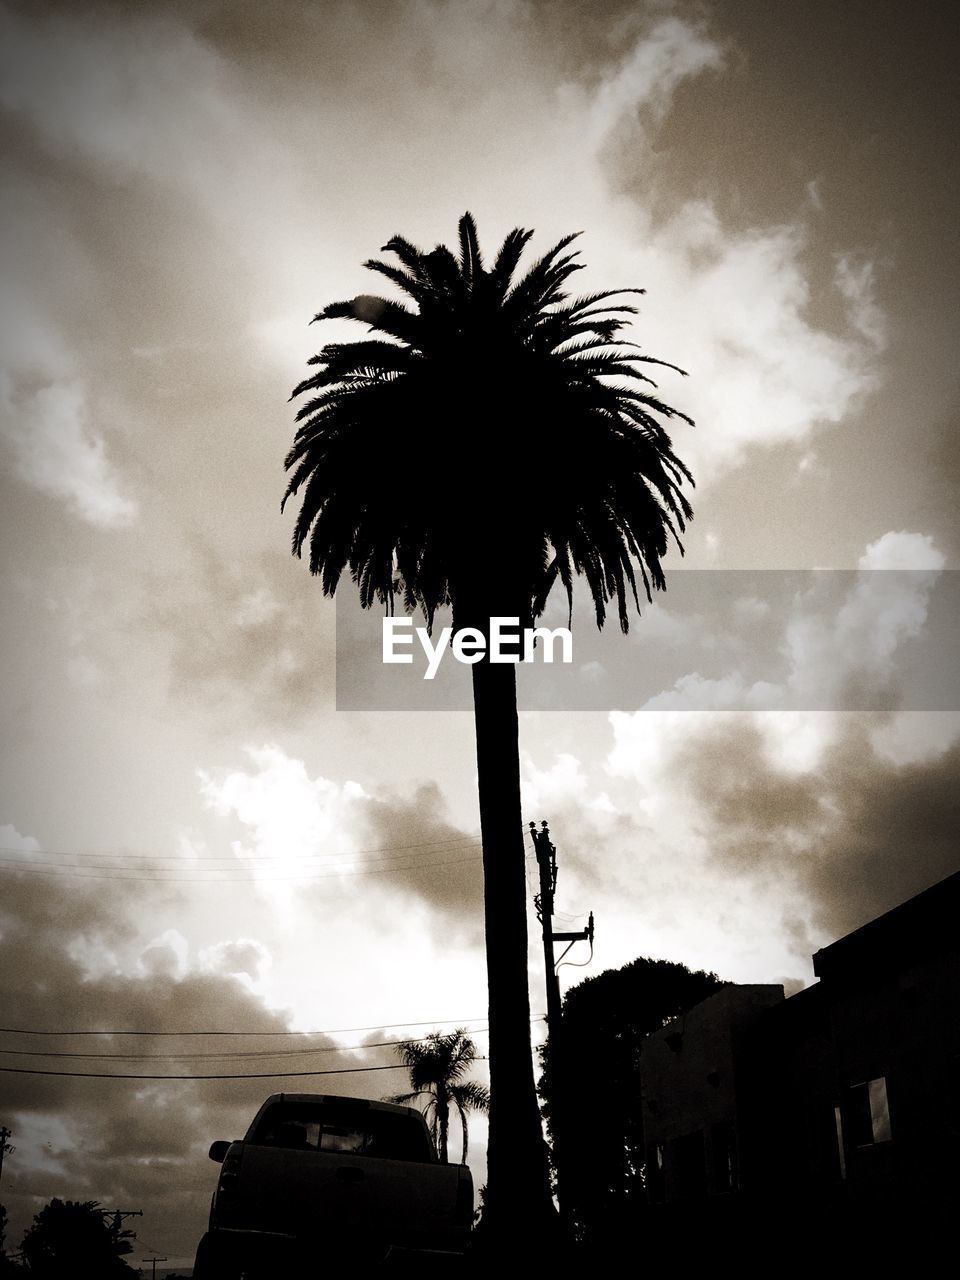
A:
387;1028;490;1165
282;213;693;1249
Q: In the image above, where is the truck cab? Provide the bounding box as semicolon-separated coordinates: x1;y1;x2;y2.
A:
195;1093;474;1274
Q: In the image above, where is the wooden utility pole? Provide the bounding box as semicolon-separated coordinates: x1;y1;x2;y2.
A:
529;821;594;1235
101;1209;141;1261
144;1256;167;1280
0;1126;12;1182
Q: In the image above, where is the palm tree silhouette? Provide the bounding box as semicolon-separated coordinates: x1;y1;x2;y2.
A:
283;213;693;1248
387;1028;490;1165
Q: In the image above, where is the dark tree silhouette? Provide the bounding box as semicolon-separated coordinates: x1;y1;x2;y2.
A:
19;1200;137;1278
538;956;725;1248
283;213;694;1249
387;1027;490;1164
0;1203;19;1277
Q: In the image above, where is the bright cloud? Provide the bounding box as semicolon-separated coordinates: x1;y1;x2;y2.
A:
198;745;368;884
623;205;886;482
0;375;138;526
0;1;886;511
574;15;725;143
0;180;137;526
783;532;945;709
631;532;946;715
0;5;286;221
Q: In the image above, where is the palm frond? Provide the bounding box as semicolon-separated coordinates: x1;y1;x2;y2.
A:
285;212;694;636
450;1080;490;1112
490;226;534;298
458;211;484;287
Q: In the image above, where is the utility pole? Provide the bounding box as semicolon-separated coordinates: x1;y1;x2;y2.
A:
101;1209;142;1229
144;1256;167;1280
0;1127;12;1182
100;1209;141;1260
529;820;594;1236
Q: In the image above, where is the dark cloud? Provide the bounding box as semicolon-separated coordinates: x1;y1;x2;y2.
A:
0;868;399;1264
922;394;960;562
356;782;485;946
144;541;335;729
680;719;960;944
932;398;960;494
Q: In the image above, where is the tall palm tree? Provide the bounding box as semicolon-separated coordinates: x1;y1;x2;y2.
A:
387;1028;490;1165
282;213;693;1248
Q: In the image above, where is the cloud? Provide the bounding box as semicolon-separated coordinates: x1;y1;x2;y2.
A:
521;752;590;814
199;937;272;988
0;3;287;221
626;601;693;644
0;184;137;527
574;14;725;144
635;532;948;712
525;523;958;970
519;700;960;993
858;529;945;571
0;375;138;527
780;531;946;713
869;711;960;769
147;544;337;729
0;0;886;531
623;203;886;484
198;745;369;879
0;822;40;853
359;782;486;944
834;254;887;348
0;855;397;1266
678;717;960;941
198;746;485;940
138;928;190;980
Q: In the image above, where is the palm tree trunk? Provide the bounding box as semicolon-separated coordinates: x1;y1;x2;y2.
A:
459;1108;469;1165
438;1085;450;1164
470;653;555;1246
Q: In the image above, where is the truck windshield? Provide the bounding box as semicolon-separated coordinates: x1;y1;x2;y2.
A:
250;1102;434;1162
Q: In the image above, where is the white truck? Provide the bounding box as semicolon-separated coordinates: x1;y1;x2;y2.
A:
194;1093;474;1274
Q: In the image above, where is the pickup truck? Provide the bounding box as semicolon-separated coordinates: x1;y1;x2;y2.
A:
194;1093;474;1274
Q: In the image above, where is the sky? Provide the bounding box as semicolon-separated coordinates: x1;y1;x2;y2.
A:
1;0;958;1267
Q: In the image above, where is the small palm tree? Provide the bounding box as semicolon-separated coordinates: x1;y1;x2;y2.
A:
388;1028;490;1164
283;213;693;1247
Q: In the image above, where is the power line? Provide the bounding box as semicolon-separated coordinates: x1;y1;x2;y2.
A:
0;835;484;864
0;852;482;884
0;1059;487;1081
0;1029;491;1061
0;1015;544;1038
0;829;534;866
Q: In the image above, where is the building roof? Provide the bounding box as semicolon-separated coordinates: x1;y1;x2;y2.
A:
812;868;960;981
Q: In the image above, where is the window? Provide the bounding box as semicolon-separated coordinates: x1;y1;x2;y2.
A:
834;1105;846;1179
847;1077;892;1147
673;1130;707;1201
644;1145;666;1203
710;1123;737;1193
251;1103;434;1161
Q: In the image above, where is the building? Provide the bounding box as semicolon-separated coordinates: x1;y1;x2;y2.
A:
641;870;960;1236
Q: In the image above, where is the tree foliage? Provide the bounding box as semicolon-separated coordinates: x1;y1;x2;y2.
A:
388;1028;490;1164
538;956;724;1245
19;1200;137;1278
283;211;694;634
0;1203;19;1277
